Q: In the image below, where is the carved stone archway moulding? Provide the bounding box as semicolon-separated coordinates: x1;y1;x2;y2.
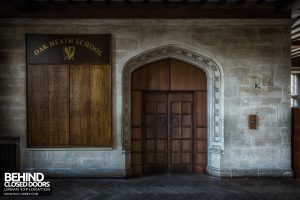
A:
122;45;224;174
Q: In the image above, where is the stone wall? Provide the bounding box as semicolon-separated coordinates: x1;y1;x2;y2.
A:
0;19;292;177
219;25;292;177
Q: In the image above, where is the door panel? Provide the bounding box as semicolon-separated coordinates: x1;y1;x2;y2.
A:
195;91;208;173
169;93;194;173
131;91;143;176
131;59;170;91
170;59;206;91
196;91;207;127
195;128;207;173
143;93;168;174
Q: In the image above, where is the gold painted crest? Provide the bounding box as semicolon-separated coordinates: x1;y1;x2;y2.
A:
63;46;75;61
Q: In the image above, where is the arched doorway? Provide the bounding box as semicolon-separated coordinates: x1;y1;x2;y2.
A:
130;58;207;176
122;45;224;177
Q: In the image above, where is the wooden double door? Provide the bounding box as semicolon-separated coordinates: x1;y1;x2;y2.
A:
130;58;207;176
143;92;194;174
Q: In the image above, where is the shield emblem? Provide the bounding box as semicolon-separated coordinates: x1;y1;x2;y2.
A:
63;46;75;61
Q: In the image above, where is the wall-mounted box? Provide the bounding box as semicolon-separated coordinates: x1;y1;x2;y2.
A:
248;115;257;129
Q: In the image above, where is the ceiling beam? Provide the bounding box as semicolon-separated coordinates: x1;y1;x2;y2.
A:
13;0;37;13
295;15;300;20
292;29;300;36
86;0;93;4
292;57;300;67
292;21;300;29
292;35;300;41
67;0;74;4
104;0;111;5
275;0;297;12
292;50;300;55
292;47;300;51
291;1;300;18
256;0;266;4
292;52;300;57
292;41;300;46
292;49;300;55
291;67;300;70
292;55;300;59
0;2;290;19
292;44;300;49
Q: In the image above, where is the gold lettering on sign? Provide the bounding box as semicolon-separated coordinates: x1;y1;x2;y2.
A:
33;43;48;55
49;39;58;47
75;38;102;56
63;46;75;61
49;38;74;47
33;37;102;57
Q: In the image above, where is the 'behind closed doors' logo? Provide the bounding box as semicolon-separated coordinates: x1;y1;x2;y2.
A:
1;172;52;196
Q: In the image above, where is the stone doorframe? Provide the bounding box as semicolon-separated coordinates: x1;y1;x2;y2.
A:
122;45;224;176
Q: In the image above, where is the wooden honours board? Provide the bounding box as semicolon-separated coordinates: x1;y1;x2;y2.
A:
26;35;112;147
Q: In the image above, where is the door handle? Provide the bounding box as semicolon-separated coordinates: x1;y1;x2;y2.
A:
170;116;176;125
161;116;168;125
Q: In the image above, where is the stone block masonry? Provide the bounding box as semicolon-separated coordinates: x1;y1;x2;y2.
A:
0;19;292;177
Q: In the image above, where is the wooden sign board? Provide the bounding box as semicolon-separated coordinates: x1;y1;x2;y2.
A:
26;34;111;64
26;34;112;147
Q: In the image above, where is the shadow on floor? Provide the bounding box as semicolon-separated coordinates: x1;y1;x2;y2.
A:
2;174;300;200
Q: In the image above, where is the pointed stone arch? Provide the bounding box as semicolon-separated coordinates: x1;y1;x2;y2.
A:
122;45;224;176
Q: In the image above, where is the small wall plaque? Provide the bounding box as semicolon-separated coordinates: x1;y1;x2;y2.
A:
248;115;257;130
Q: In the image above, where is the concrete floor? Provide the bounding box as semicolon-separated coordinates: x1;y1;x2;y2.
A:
2;174;300;200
